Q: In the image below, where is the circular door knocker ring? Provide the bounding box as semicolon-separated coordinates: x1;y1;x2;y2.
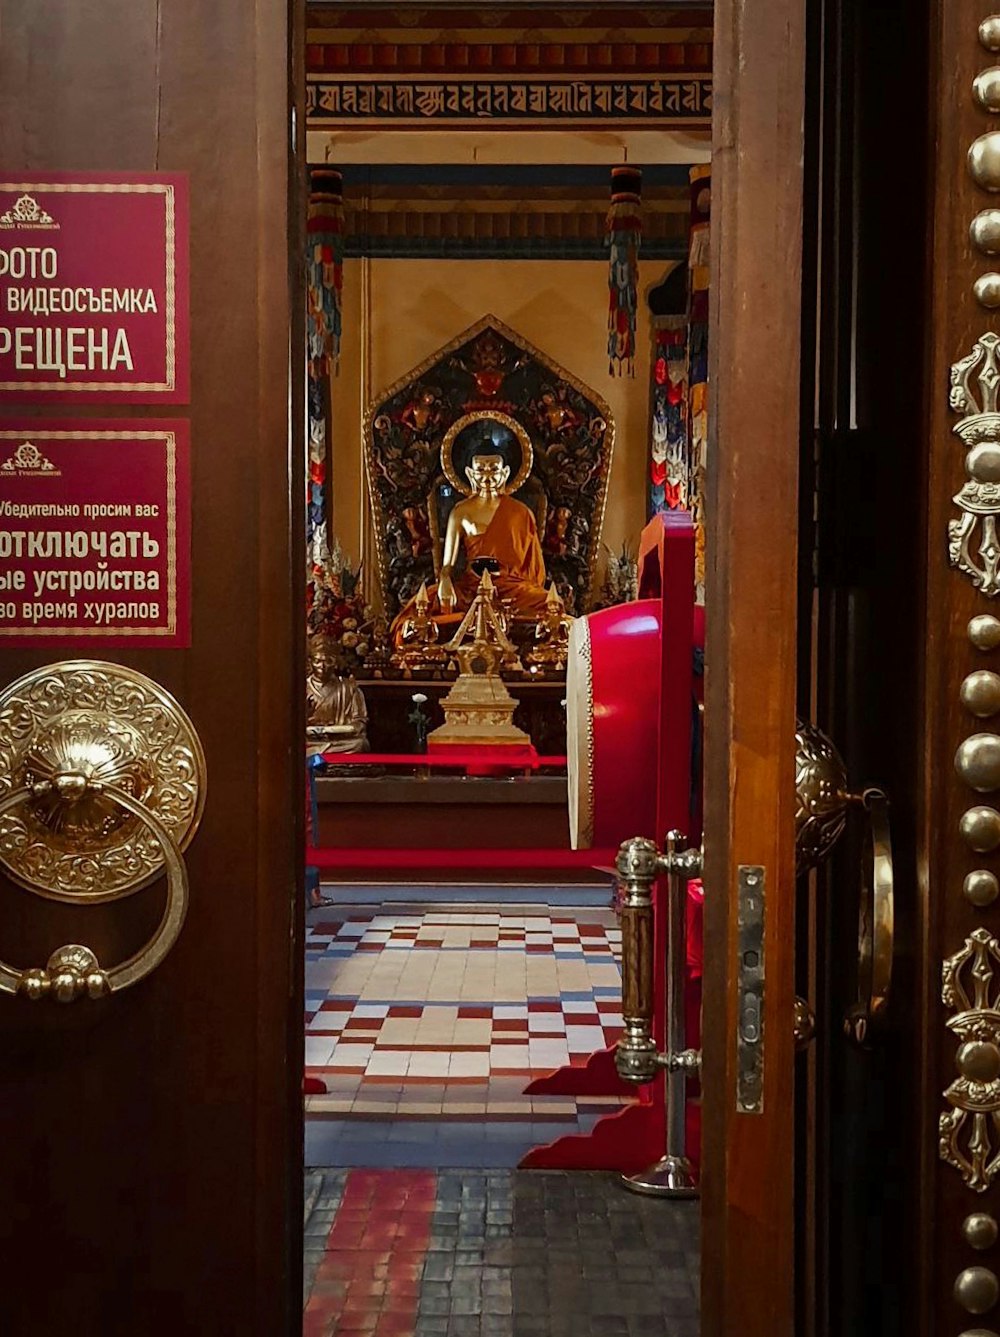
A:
843;787;894;1048
0;784;187;1001
0;661;205;1001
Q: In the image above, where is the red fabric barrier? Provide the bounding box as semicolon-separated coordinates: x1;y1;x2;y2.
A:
319;749;566;771
306;845;618;870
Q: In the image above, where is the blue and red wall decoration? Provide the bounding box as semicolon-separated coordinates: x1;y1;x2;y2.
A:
306;167;345;588
646;164;710;599
649;316;689;515
606;166;642;377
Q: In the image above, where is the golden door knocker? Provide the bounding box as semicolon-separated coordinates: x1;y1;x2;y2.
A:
0;661;206;1001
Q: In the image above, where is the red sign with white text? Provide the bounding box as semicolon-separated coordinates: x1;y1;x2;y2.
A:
0;422;190;646
0;173;189;402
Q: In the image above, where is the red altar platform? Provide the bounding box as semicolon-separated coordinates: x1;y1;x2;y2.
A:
309;747;583;861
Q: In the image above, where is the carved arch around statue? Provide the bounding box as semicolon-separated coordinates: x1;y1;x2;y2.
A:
364;314;614;616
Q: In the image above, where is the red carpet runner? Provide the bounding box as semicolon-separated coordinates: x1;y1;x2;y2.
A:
304;1170;437;1337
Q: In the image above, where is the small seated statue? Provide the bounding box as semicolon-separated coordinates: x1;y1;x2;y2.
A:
526;583;572;671
306;636;368;754
393;452;550;645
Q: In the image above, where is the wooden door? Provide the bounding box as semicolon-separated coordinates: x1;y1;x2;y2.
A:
701;1;806;1334
787;2;1000;1333
910;1;1000;1332
802;2;1000;1333
0;3;303;1334
798;1;930;1333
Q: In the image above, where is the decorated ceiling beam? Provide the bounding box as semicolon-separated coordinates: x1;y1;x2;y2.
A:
305;6;711;129
305;5;714;35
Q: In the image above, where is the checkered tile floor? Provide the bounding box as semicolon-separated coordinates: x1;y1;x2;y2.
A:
305;906;631;1150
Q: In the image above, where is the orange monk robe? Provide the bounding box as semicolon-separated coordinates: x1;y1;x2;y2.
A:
393;495;550;641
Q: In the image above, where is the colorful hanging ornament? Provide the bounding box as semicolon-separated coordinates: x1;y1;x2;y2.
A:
306;167;345;594
649;316;689;516
605;165;642;377
307;372;329;578
306;167;344;373
686;164;711;601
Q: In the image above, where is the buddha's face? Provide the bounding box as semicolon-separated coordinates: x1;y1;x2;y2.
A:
466;453;510;497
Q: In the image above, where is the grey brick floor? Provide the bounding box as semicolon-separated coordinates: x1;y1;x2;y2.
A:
304;1169;700;1336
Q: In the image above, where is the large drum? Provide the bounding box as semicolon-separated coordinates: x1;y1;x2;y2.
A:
566;599;704;850
567;599;660;850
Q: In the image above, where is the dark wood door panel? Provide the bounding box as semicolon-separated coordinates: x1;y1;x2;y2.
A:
801;2;931;1334
0;2;303;1332
917;3;1000;1332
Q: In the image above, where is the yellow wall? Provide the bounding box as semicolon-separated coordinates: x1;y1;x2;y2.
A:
331;256;672;604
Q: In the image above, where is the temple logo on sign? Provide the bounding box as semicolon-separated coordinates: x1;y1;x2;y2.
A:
0;193;58;229
0;441;59;476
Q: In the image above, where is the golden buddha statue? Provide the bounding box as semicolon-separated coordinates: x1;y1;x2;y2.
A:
394;582;446;670
392;451;549;645
526;583;571;671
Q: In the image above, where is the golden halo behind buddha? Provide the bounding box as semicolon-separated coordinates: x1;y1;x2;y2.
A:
440;410;534;497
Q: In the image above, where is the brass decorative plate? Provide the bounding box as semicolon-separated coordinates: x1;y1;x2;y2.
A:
794;718;849;875
0;661;205;903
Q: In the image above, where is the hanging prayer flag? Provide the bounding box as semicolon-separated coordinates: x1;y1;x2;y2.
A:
605;165;642;377
686;164;711;601
649;316;689;516
306;167;345;585
306;167;344;373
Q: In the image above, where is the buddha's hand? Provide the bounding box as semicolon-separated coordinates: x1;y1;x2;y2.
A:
437;574;457;610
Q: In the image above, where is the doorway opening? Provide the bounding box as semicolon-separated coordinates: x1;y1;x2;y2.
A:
301;6;711;1334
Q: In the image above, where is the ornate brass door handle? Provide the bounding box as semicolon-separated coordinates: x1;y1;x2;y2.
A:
0;661;205;1000
844;788;894;1047
795;723;895;1044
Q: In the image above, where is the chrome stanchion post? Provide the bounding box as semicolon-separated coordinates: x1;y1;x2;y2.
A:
615;836;662;1084
614;832;703;1199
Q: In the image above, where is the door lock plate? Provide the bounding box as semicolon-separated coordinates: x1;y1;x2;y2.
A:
737;864;766;1114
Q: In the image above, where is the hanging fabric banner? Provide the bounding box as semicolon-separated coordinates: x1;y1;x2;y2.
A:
305;167;345;602
686;164;711;601
649;316;689;515
307;167;344;373
605;165;642;377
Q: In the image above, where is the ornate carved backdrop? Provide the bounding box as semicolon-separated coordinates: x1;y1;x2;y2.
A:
365;315;614;615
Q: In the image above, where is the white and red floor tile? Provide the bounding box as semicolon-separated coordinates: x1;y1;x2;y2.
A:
305;904;632;1160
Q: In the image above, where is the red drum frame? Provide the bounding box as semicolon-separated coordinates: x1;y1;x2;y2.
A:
522;512;702;1175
